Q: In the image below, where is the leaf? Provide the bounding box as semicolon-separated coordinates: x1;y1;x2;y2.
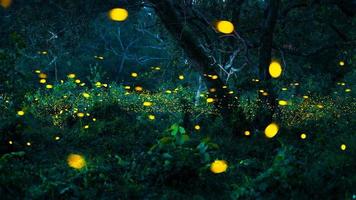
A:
197;142;208;153
159;136;173;144
170;123;179;136
179;126;186;134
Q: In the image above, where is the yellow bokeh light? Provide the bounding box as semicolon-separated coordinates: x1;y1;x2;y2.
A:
303;95;309;99
95;82;102;87
1;0;12;8
77;112;85;118
339;61;345;66
210;160;228;174
264;123;279;138
67;73;76;79
244;131;251;136
39;73;47;79
278;100;288;106
269;61;282;78
46;84;53;89
345;89;351;92
212;75;218;80
340;144;347;151
148;115;155;120
143;101;153;107
194;125;201;130
67;154;86;169
300;133;307;139
135;86;143;92
39;79;46;84
206;98;214;103
178;75;184;80
84;125;89;129
317;104;324;109
215;20;234;34
75;79;81;84
35;70;41;74
109;8;128;22
131;72;138;77
17;110;25;116
82;92;90;98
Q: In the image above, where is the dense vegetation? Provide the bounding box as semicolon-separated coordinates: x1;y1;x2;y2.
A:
0;0;355;199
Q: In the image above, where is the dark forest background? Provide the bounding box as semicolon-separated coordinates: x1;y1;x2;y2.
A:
0;0;355;199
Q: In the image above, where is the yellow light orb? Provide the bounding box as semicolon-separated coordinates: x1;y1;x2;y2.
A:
303;95;309;99
95;82;102;87
269;61;282;78
210;88;216;93
17;110;25;116
345;89;351;92
212;75;218;80
131;72;138;77
55;136;60;140
67;73;76;79
75;79;81;84
194;125;201;130
278;100;288;106
339;61;345;66
143;101;153;107
264;123;279;138
46;84;53;89
67;154;86;169
35;70;41;74
82;92;90;98
210;160;228;174
38;73;47;79
216;20;234;34
84;125;89;129
300;133;307;139
39;79;46;84
77;112;85;118
206;98;214;103
148;115;155;120
109;8;128;22
178;75;184;80
135;86;143;92
340;144;346;151
1;0;12;8
244;131;251;136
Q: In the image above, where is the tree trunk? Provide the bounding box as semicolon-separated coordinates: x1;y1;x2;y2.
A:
148;0;238;119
